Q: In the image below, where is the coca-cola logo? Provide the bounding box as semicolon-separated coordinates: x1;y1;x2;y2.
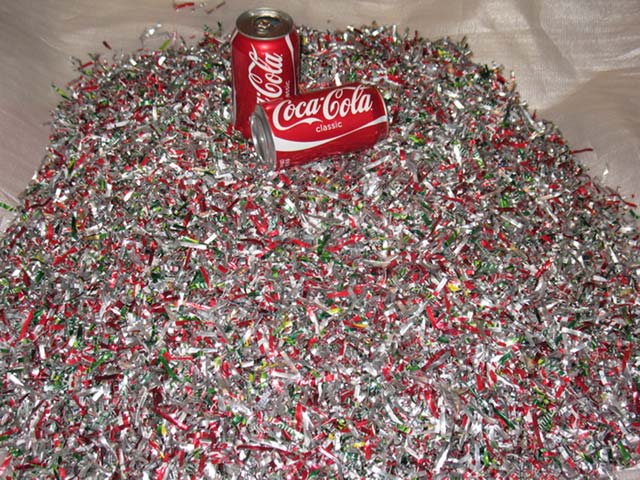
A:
248;46;284;102
272;85;374;131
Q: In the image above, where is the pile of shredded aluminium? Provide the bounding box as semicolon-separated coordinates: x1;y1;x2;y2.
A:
1;25;639;479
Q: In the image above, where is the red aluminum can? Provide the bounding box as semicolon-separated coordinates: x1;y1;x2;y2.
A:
230;8;300;138
250;83;389;169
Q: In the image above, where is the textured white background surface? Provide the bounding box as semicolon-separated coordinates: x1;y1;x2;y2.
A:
0;2;639;476
0;0;639;234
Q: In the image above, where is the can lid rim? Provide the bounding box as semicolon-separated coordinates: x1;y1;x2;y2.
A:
250;106;276;169
235;8;294;40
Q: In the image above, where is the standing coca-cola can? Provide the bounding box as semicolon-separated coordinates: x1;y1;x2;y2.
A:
250;83;389;169
230;8;300;138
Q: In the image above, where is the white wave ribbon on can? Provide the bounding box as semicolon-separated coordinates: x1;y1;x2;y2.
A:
285;32;297;78
272;114;388;152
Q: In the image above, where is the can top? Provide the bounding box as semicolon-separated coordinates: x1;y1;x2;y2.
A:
250;106;276;168
235;8;294;40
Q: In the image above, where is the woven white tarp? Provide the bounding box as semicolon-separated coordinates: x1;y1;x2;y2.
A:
0;2;639;477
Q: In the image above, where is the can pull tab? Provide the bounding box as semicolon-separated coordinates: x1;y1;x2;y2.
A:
254;15;280;34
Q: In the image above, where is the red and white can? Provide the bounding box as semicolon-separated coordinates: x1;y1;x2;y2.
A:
230;8;300;138
250;83;389;169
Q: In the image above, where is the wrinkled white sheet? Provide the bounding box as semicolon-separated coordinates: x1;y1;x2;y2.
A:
1;0;639;234
0;2;639;475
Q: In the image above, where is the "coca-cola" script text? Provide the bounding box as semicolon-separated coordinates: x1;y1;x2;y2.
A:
272;84;373;131
248;45;288;103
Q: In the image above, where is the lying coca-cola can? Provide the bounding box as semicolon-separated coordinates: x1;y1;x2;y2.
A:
230;8;300;138
250;83;389;169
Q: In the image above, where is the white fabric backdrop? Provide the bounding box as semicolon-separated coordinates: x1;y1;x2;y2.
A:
0;0;639;235
0;2;639;476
